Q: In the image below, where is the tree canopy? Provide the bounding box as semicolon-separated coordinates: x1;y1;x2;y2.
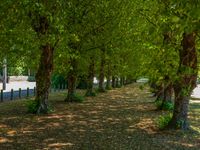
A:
0;0;200;130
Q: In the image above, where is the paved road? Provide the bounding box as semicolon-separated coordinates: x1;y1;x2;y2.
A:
1;81;200;101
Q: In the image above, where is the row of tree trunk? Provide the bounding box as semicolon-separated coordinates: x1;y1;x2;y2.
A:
32;7;197;130
33;12;197;131
35;42;130;113
152;32;197;130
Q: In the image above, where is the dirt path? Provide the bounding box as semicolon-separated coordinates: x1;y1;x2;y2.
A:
0;84;199;150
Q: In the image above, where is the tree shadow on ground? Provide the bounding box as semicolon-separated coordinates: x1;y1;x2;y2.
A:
0;84;199;149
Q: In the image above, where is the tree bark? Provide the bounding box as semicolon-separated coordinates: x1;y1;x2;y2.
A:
85;57;95;96
167;32;197;130
66;58;77;102
98;48;106;92
35;44;54;114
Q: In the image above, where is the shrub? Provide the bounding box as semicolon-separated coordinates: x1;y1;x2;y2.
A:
97;88;106;93
105;86;112;90
51;74;67;89
155;100;174;111
77;76;88;89
85;91;96;97
139;85;144;90
116;85;122;88
163;102;174;111
157;113;172;129
26;100;54;114
26;100;38;113
73;94;84;102
66;94;85;103
155;100;162;109
27;76;36;82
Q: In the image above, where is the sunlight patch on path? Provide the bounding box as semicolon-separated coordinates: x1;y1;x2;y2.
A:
0;137;13;143
129;118;157;134
48;142;74;148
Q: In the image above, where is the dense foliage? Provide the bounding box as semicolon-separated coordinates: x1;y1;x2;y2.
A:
0;0;199;130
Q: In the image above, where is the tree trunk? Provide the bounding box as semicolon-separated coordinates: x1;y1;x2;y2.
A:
106;75;111;90
167;32;197;130
35;44;54;114
85;57;95;96
164;82;173;102
116;77;120;88
120;76;124;87
112;76;116;88
3;58;7;90
66;58;77;102
98;48;106;92
106;62;112;90
123;77;126;85
155;32;172;101
160;82;173;110
155;84;164;101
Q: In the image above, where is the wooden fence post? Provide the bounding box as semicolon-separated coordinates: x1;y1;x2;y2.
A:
19;88;21;99
27;88;29;98
11;89;13;100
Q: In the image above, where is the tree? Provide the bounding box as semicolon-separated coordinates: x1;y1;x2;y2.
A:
3;0;68;113
137;0;200;129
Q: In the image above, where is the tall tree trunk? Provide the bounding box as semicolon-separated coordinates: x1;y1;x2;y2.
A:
167;32;197;130
155;84;164;101
35;44;54;114
123;77;126;85
164;82;173;102
112;76;116;88
85;57;95;96
106;75;111;90
98;48;106;92
2;58;7;90
106;62;112;90
160;81;173;110
156;32;171;102
65;58;78;102
116;77;120;88
120;76;124;87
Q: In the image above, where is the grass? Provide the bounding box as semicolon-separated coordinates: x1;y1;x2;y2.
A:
0;84;199;149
